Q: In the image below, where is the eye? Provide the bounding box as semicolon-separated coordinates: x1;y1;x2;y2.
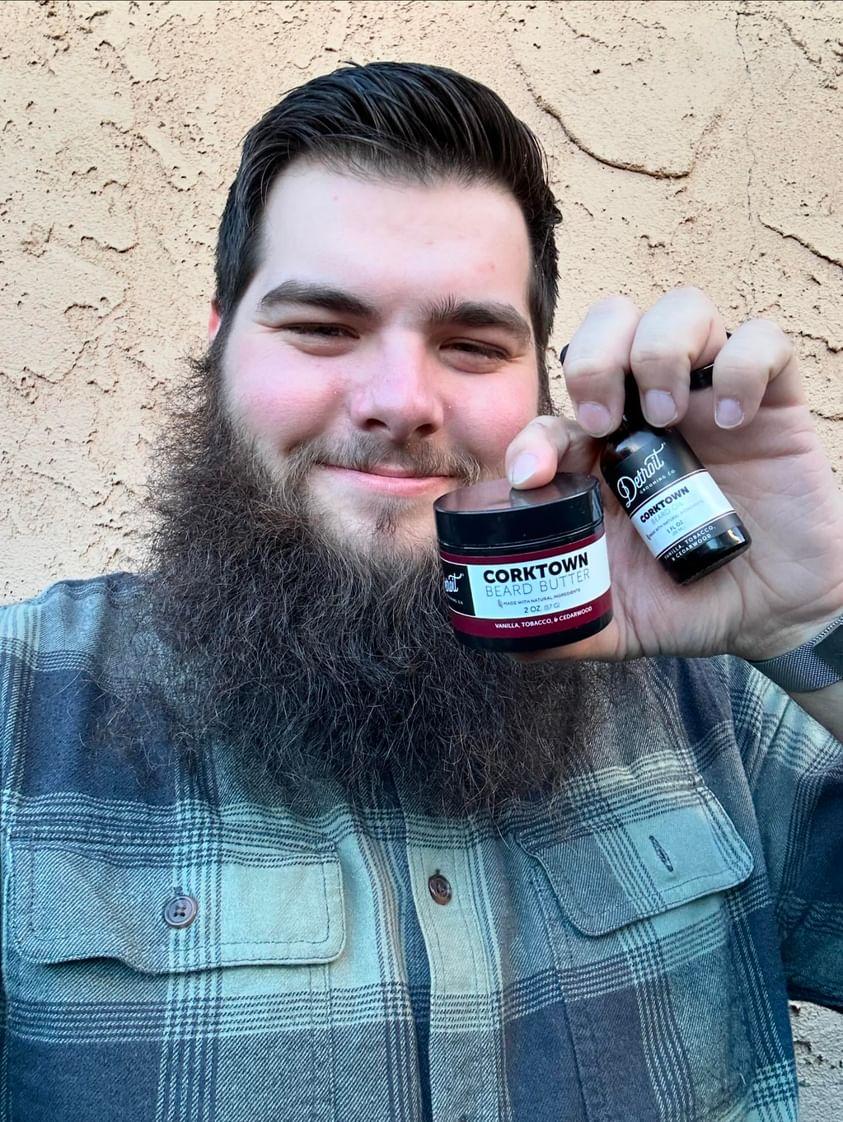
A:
443;340;510;365
281;323;355;338
449;341;508;358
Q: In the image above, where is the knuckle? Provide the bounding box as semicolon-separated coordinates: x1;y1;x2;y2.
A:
741;315;777;331
713;354;770;391
589;293;639;317
720;320;793;377
745;317;792;348
715;358;773;390
715;353;757;378
629;338;683;370
506;415;555;451
670;283;711;306
525;415;563;442
562;354;610;388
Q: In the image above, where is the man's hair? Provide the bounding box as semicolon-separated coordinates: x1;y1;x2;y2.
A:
214;61;561;406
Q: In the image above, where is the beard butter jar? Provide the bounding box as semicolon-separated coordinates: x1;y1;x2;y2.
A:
433;473;613;652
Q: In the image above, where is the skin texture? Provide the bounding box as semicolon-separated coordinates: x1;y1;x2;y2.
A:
121;159;629;815
506;291;843;682
209;164;842;738
211;163;539;555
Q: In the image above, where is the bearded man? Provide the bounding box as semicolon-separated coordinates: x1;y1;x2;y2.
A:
1;62;841;1122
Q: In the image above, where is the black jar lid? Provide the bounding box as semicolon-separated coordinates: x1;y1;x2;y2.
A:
434;472;603;550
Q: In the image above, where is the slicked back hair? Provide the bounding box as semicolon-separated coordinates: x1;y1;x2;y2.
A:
214;61;561;409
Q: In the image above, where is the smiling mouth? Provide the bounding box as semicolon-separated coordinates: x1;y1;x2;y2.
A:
318;463;454;496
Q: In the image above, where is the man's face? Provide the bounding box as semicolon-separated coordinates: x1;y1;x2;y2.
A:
211;162;540;553
117;157;619;818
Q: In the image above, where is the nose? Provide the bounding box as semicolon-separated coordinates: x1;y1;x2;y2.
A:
348;334;445;444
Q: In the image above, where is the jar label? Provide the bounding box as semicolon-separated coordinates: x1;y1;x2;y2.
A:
439;533;611;640
628;470;735;558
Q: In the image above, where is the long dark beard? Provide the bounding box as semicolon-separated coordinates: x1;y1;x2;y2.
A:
104;342;642;819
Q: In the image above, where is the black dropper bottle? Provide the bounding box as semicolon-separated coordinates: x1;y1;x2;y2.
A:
560;348;751;584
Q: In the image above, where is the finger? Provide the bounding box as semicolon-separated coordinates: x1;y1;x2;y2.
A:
711;319;799;428
629;286;727;427
562;295;641;436
505;415;594;489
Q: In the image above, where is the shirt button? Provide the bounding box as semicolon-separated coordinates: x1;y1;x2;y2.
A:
163;894;198;928
428;872;452;905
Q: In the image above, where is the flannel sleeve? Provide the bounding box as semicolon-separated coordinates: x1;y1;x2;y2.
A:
724;655;843;1012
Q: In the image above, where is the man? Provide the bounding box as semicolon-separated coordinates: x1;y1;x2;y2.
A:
1;61;841;1122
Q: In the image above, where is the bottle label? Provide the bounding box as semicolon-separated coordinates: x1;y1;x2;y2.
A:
603;430;737;560
610;436;695;514
439;532;612;640
628;470;736;558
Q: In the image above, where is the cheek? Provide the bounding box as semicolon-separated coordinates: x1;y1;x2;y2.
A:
454;375;538;466
224;335;337;448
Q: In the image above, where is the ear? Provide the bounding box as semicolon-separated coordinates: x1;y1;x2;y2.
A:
208;299;221;343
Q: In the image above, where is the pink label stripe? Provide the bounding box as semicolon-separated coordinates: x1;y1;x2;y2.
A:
449;590;613;638
440;530;603;567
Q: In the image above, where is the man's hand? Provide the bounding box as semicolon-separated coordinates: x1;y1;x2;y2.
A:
505;287;843;664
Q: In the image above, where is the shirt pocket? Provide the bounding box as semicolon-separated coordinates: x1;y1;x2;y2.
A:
5;830;346;1120
5;830;343;1014
516;781;757;1122
6;830;344;991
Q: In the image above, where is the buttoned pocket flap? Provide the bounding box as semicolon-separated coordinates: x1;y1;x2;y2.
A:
517;784;753;936
10;835;345;972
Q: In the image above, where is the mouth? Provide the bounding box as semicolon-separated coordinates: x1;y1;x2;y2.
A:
317;463;456;497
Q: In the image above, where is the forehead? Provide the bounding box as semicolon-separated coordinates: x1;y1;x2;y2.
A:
252;162;532;309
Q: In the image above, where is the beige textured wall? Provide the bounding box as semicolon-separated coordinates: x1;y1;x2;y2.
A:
1;0;842;1110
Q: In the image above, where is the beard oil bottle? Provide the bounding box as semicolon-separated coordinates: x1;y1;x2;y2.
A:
599;375;751;584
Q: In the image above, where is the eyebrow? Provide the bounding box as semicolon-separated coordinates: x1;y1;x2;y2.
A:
257;280;532;346
257;281;376;319
425;295;532;347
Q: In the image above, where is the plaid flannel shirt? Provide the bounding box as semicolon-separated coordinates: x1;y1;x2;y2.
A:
1;572;841;1121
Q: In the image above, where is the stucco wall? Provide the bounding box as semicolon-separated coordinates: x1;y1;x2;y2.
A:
1;0;841;1112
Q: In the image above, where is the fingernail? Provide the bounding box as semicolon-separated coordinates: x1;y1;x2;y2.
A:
643;389;677;427
509;452;539;486
576;401;613;437
715;397;744;428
